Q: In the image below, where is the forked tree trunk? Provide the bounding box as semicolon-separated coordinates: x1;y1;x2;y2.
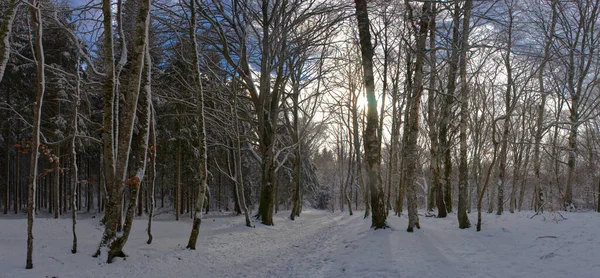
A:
26;0;45;269
96;0;151;262
355;0;386;229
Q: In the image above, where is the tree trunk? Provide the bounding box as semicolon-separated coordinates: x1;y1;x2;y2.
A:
290;90;301;220
187;0;209;249
14;125;19;214
70;56;82;254
440;2;461;214
96;0;151;262
4;89;9;215
0;0;20;83
351;79;368;218
478;121;499;231
496;6;514;216
565;95;578;210
26;0;45;268
233;94;251;227
146;51;157;245
426;3;446;218
355;0;386;229
405;1;432;232
95;0;119;258
54;149;60;219
457;0;472;229
175;139;181;221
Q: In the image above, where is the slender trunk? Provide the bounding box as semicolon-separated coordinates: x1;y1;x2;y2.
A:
187;0;209;248
15;125;20;214
457;0;472;229
4;90;9;215
26;0;45;268
517;145;531;211
176;139;181;221
71;57;81;254
147;53;157;245
351;84;368;218
496;12;513;215
478;121;499;231
290;92;301;220
565;95;578;210
386;83;399;214
233;95;251;227
54;149;60;219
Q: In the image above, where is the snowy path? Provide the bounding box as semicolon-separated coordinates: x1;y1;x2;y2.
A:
1;210;600;278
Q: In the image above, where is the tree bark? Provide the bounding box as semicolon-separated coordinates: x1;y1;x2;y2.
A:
0;0;20;83
233;93;251;227
26;0;45;268
478;120;499;231
405;1;432;232
70;56;82;254
440;2;461;214
96;0;118;257
4;89;9;215
147;105;157;244
187;0;209;249
355;0;386;229
457;0;472;229
96;0;152;262
426;3;446;218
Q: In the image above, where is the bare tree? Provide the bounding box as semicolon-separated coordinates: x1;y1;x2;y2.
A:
26;0;45;269
187;0;209;249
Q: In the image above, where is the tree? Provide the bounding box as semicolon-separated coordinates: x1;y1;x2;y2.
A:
355;0;386;229
187;0;209;249
95;0;152;263
404;0;433;232
26;0;45;269
457;0;472;229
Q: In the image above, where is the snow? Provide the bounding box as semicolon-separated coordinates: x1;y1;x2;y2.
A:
1;210;600;278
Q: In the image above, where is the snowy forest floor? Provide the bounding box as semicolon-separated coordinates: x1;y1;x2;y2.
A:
1;209;599;278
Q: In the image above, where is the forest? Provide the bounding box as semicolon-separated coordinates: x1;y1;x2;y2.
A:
1;0;600;276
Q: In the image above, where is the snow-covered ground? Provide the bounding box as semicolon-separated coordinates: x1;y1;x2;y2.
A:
1;209;599;278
